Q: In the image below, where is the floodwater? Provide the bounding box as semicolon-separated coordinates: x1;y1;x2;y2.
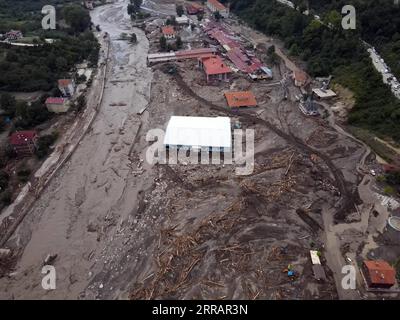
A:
0;0;153;299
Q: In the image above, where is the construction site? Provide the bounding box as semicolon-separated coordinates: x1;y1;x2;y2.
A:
0;0;399;300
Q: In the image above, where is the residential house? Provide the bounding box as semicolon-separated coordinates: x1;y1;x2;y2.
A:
161;26;176;39
58;79;76;97
206;0;229;18
9;131;38;157
5;30;23;41
362;260;396;289
45;97;70;113
198;55;232;83
186;3;204;15
224;91;257;108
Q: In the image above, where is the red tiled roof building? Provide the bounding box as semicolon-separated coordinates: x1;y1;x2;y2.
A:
9;131;38;157
362;260;396;289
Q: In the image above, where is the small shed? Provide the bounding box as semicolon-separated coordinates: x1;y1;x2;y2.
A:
362;260;396;289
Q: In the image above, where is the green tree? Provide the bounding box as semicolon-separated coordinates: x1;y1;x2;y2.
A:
176;5;184;17
289;43;300;56
267;45;275;56
0;93;16;117
166;16;177;25
176;36;183;49
0;190;12;206
15;101;28;120
133;0;143;11
0;171;9;192
324;10;341;30
76;95;86;112
127;4;135;15
130;33;138;43
63;5;91;33
197;12;204;22
160;35;167;51
35;132;59;159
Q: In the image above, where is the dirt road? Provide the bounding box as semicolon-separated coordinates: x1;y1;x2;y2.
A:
0;0;153;299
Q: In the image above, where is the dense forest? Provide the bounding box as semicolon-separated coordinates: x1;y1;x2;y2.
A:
225;0;400;143
0;0;99;92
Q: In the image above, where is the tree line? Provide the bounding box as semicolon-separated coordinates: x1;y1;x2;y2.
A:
228;0;400;143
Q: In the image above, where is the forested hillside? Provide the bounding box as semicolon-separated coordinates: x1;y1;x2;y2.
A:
0;0;99;92
226;0;400;143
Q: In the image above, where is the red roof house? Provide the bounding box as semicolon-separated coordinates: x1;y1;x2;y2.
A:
161;26;176;39
198;55;232;83
45;97;70;113
9;131;38;157
362;260;396;289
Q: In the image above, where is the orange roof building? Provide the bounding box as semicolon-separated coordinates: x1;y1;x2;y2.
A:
224;91;257;108
362;260;396;289
206;0;229;17
161;26;176;39
58;79;75;97
198;55;232;83
9;131;38;157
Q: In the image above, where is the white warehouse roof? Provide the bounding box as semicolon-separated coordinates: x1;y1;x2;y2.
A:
164;116;231;149
176;15;189;24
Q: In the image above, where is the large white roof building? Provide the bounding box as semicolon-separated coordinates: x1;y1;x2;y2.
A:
164;116;232;151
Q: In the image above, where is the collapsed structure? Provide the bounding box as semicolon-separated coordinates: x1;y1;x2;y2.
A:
198;55;232;83
9;131;38;157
